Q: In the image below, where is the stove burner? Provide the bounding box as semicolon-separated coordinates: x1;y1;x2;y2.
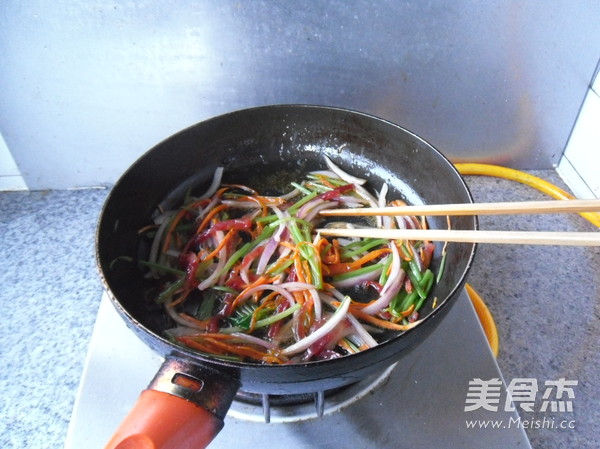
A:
228;363;397;424
235;385;347;407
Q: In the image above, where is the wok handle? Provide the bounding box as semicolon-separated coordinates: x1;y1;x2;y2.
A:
104;389;224;449
105;357;240;449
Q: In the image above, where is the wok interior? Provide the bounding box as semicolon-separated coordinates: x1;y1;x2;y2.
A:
97;106;476;380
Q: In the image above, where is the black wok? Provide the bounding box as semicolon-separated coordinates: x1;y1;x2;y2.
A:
97;105;477;448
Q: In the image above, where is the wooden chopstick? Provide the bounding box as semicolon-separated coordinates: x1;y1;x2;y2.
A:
315;228;600;246
318;199;600;217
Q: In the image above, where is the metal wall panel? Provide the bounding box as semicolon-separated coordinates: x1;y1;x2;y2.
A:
1;1;599;189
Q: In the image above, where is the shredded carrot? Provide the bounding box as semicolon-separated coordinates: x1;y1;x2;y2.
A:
337;338;358;354
240;194;286;207
296;241;322;285
196;204;228;235
250;293;278;330
399;242;413;261
293;252;306;282
403;303;416;317
170;289;191;307
179;332;232;341
236;195;268;217
326;247;390;275
294;260;313;312
230;276;269;311
317;175;336;189
280;241;298;253
327;239;342;264
179;335;286;364
349;306;418;331
174;232;183;249
163;197;215;252
301;259;313;284
394;303;415;320
204;229;236;261
314;237;330;260
162;208;189;253
389;199;408;207
350;247;390;267
137;223;158;234
174;312;211;329
264;256;293;276
290;254;307;307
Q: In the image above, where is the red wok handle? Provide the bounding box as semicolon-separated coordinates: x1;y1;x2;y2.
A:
105;390;223;449
105;357;240;449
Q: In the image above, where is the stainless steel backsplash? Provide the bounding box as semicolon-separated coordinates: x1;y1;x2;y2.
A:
1;1;599;189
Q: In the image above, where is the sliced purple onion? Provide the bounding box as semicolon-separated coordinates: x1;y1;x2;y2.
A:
197;166;224;200
407;241;423;273
269;207;293;260
301;319;354;361
198;193;221;219
309;169;342;179
279;281;322;320
230;332;278;350
318;292;337;307
165;249;181;258
234;284;297;309
238;240;267;284
302;200;338;223
282;295;351;355
377;183;392;229
164;304;207;330
346;314;378;348
278;188;302;201
328;287;348;302
277;244;293;260
331;265;383;289
338;195;367;206
256;207;289;275
323;156;377;210
157;166;223;212
362;243;405;315
394;215;408;230
272;207;287;242
312;349;344;360
320;223;360;247
220;200;262;209
256;237;279;275
239;262;251;285
164;326;203;337
296;198;325;220
323;156;367;186
197;231;227;290
408;216;421;229
152;209;175;224
272;272;287;284
281;281;319;290
148;212;174;277
353;184;379;209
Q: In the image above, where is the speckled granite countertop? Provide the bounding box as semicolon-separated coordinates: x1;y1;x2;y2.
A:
0;171;598;449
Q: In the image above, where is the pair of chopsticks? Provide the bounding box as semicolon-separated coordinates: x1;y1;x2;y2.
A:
317;199;600;246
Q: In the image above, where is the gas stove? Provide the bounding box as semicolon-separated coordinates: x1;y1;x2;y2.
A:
65;290;531;448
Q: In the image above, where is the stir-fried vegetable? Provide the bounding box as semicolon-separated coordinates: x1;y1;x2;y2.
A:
138;157;442;364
